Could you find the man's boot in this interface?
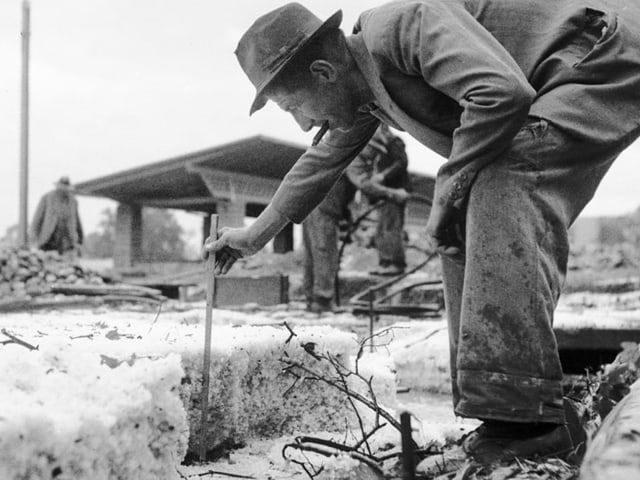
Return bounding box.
[417,421,573,476]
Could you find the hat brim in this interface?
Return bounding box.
[249,9,343,115]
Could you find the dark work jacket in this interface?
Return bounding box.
[31,190,83,249]
[269,0,640,223]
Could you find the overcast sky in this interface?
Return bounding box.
[1,0,640,238]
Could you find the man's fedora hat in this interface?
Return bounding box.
[235,3,342,115]
[55,176,71,187]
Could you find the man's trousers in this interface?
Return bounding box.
[443,117,639,423]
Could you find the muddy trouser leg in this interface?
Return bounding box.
[302,208,340,301]
[303,176,355,302]
[375,200,407,268]
[442,118,635,423]
[301,220,315,302]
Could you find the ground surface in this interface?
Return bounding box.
[3,294,634,480]
[5,243,640,479]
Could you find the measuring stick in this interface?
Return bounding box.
[199,214,218,462]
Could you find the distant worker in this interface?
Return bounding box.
[31,176,84,259]
[302,126,409,313]
[349,125,411,276]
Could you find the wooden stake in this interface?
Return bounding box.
[199,214,218,462]
[400,411,416,480]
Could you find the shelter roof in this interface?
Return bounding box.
[74,134,434,213]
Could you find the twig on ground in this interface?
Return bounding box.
[377,444,441,462]
[69,333,94,340]
[176,467,189,479]
[282,438,383,478]
[283,321,297,344]
[1,328,38,350]
[146,300,165,335]
[187,469,256,479]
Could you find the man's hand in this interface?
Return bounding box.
[387,187,410,205]
[425,201,465,256]
[370,172,385,186]
[201,227,260,275]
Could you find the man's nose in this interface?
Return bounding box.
[292,111,314,132]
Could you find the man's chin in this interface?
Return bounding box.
[334,119,356,132]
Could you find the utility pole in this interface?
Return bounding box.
[18,0,31,246]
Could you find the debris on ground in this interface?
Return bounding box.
[0,246,105,299]
[0,247,167,312]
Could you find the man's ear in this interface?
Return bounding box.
[309,60,337,83]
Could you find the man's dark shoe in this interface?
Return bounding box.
[417,422,574,476]
[465,421,574,463]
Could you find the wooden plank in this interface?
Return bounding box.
[50,283,163,298]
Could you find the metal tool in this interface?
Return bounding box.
[199,213,218,461]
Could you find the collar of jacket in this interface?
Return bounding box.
[346,34,453,159]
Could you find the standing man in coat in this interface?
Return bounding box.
[302,125,410,313]
[204,0,640,469]
[31,176,84,259]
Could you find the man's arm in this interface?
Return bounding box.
[203,115,379,274]
[346,154,408,204]
[359,1,535,253]
[75,203,84,245]
[376,137,408,185]
[270,114,379,223]
[203,202,290,275]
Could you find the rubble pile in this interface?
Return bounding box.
[0,247,104,299]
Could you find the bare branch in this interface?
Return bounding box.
[1,328,38,350]
[283,441,384,477]
[187,469,255,479]
[330,353,373,455]
[282,376,300,398]
[280,357,401,432]
[280,322,416,477]
[69,333,94,340]
[283,321,297,345]
[146,300,164,335]
[353,423,387,451]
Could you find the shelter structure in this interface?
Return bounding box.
[74,135,434,269]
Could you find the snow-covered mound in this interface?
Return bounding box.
[0,346,187,480]
[0,308,398,461]
[384,320,451,393]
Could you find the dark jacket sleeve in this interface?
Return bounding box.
[379,136,409,187]
[74,200,83,245]
[269,114,379,223]
[30,195,47,245]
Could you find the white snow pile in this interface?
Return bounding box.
[0,309,399,473]
[383,320,451,393]
[0,344,187,480]
[179,324,368,455]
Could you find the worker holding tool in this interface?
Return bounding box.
[350,124,411,277]
[302,125,410,313]
[203,0,640,472]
